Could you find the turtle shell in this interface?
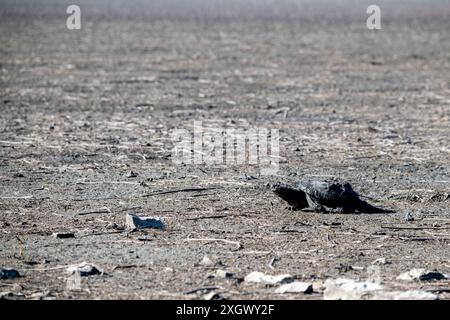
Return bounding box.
[297,180,361,209]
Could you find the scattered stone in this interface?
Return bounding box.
[29,291,54,300]
[397,269,447,281]
[312,281,325,292]
[66,262,103,277]
[323,278,383,300]
[109,223,125,230]
[372,258,390,265]
[368,290,438,300]
[244,271,293,285]
[404,212,414,222]
[52,232,75,239]
[240,174,257,181]
[203,291,226,300]
[336,263,353,273]
[199,255,214,267]
[125,213,165,230]
[212,269,234,279]
[275,281,313,294]
[430,192,449,203]
[0,291,25,300]
[184,286,219,295]
[137,235,150,242]
[127,171,138,178]
[0,268,20,280]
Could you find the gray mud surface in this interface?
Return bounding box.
[1,0,450,299]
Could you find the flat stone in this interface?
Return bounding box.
[0,268,20,280]
[397,269,447,281]
[368,290,438,300]
[66,262,103,277]
[372,258,390,265]
[199,255,214,267]
[214,269,234,279]
[244,271,293,285]
[125,213,165,230]
[0,291,25,300]
[275,281,313,294]
[323,278,383,300]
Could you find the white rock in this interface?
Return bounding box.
[199,255,214,267]
[125,213,164,230]
[323,278,383,300]
[244,271,293,285]
[215,269,233,279]
[372,258,390,265]
[369,290,438,300]
[397,268,447,281]
[275,281,313,294]
[66,262,102,276]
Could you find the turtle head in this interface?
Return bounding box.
[271,184,293,196]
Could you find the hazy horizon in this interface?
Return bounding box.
[1,0,449,21]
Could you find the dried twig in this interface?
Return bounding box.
[141,187,216,197]
[184,238,241,249]
[77,207,111,216]
[184,286,219,295]
[0,195,34,199]
[111,264,138,272]
[186,215,228,221]
[76,181,140,185]
[382,225,450,230]
[78,230,124,237]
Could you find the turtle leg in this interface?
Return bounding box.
[305,195,328,213]
[329,207,347,213]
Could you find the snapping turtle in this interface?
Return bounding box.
[272,179,393,213]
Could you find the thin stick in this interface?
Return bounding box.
[78,230,124,237]
[184,238,241,248]
[141,187,216,197]
[382,225,450,230]
[184,286,219,295]
[111,264,138,272]
[0,195,34,199]
[186,215,228,221]
[76,181,141,185]
[78,207,111,216]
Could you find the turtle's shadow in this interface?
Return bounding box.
[287,207,395,214]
